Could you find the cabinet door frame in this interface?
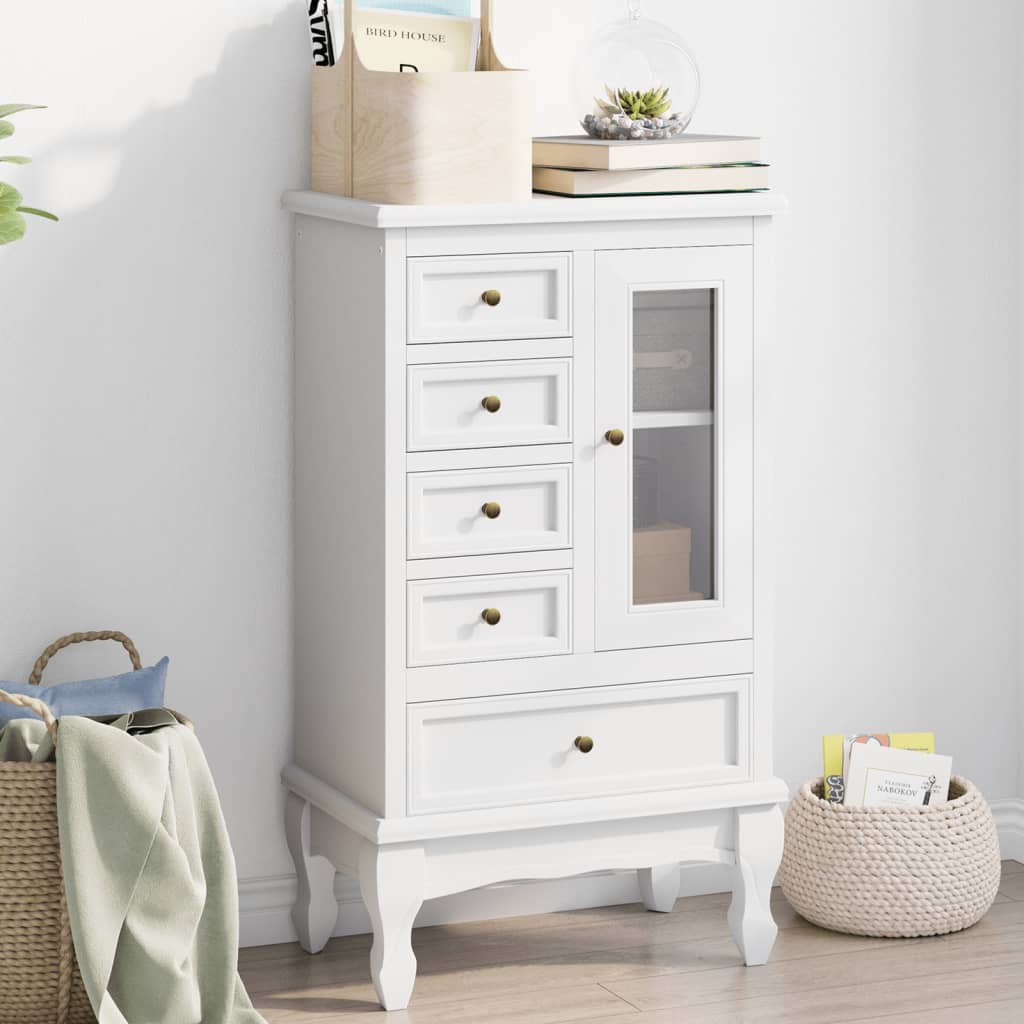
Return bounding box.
[594,245,753,651]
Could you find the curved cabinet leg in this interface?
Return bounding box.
[638,863,680,913]
[728,803,784,965]
[285,792,339,954]
[359,844,426,1011]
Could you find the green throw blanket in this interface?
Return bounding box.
[0,715,264,1024]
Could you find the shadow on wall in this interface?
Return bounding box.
[2,6,311,883]
[4,3,311,623]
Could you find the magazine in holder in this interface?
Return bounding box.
[311,0,531,204]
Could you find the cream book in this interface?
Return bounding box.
[352,9,479,72]
[822,732,936,804]
[846,745,952,808]
[533,164,769,198]
[532,134,762,172]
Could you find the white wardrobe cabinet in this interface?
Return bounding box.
[283,191,787,1011]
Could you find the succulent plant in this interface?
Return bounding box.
[595,84,673,121]
[0,104,58,246]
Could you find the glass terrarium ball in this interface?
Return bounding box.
[573,4,700,141]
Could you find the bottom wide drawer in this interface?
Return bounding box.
[407,676,750,814]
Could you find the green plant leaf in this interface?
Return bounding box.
[0,208,26,244]
[0,104,45,118]
[0,181,24,210]
[0,105,54,244]
[18,206,58,221]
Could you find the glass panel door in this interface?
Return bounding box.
[632,288,715,606]
[595,247,752,651]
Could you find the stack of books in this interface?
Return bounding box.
[531,134,768,199]
[822,732,952,807]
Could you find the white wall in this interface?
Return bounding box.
[2,0,1022,938]
[502,0,1024,800]
[1019,7,1024,804]
[1,0,308,886]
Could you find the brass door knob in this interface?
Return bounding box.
[605,428,625,446]
[574,735,594,754]
[481,502,502,519]
[481,608,502,626]
[481,289,502,307]
[481,395,502,413]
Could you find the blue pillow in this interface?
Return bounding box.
[0,657,169,724]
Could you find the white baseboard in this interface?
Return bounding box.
[992,797,1024,862]
[239,802,1024,948]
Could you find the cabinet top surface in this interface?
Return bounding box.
[282,189,786,230]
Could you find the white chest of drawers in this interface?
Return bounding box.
[282,190,788,1010]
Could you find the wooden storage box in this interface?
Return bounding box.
[633,521,702,605]
[311,0,531,204]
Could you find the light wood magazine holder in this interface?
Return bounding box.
[312,0,531,204]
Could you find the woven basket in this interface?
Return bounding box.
[779,776,1001,938]
[0,631,146,1024]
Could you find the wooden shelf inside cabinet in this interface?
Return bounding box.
[633,411,714,430]
[311,0,531,205]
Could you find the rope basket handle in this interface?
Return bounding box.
[1,633,191,748]
[0,688,58,743]
[29,630,142,686]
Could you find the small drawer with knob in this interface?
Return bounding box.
[407,253,572,344]
[407,359,571,452]
[406,570,571,668]
[406,675,751,814]
[407,465,571,560]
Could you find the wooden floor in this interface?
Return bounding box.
[240,860,1024,1023]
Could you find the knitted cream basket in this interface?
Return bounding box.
[779,777,1001,938]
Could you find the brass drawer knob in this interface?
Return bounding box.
[574,735,594,754]
[481,289,502,307]
[605,428,625,446]
[481,395,502,414]
[481,502,502,519]
[481,608,502,626]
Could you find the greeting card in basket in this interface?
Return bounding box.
[845,744,952,808]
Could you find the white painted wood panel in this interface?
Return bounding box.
[282,188,786,229]
[407,253,571,343]
[287,762,784,845]
[406,443,573,474]
[406,549,572,582]
[382,228,410,813]
[405,337,572,366]
[571,249,597,658]
[407,570,572,667]
[751,216,777,780]
[407,359,571,451]
[406,640,753,703]
[406,219,754,258]
[408,676,750,814]
[292,217,393,815]
[407,464,571,560]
